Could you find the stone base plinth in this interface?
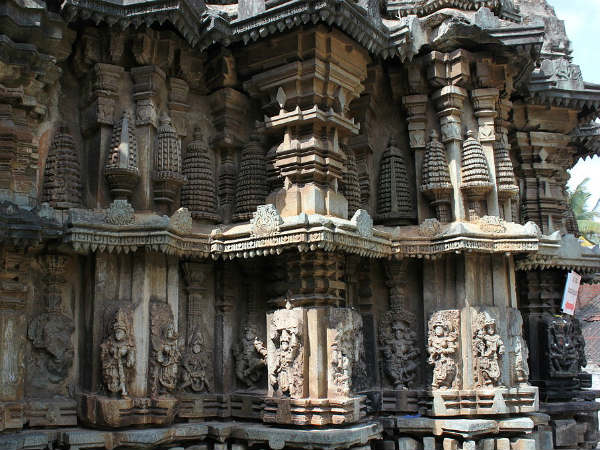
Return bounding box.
[79,394,176,428]
[0,402,23,431]
[431,387,538,416]
[231,393,264,419]
[25,399,77,427]
[177,393,230,420]
[263,396,366,426]
[380,389,431,414]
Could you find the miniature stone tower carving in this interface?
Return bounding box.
[105,112,140,201]
[421,130,453,222]
[461,130,493,219]
[376,137,414,224]
[181,128,219,222]
[233,133,268,222]
[342,146,361,218]
[153,114,186,214]
[42,126,82,208]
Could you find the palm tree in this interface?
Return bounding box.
[568,178,600,244]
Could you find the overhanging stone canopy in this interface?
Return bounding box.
[0,0,599,448]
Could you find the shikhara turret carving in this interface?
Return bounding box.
[2,0,600,446]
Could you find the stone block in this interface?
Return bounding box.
[398,437,422,450]
[375,441,395,450]
[423,437,436,450]
[509,439,535,450]
[551,420,577,447]
[463,441,476,450]
[498,418,534,433]
[231,444,246,450]
[481,439,495,450]
[443,438,458,450]
[214,444,227,450]
[496,438,510,450]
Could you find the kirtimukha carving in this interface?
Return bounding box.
[150,304,181,396]
[342,146,361,218]
[41,126,82,209]
[428,310,460,390]
[233,323,267,389]
[153,114,186,214]
[105,112,139,200]
[181,128,219,222]
[100,308,136,397]
[379,310,419,389]
[250,204,283,237]
[233,133,268,222]
[269,316,303,398]
[105,199,135,225]
[376,137,414,224]
[180,328,211,393]
[472,312,505,388]
[461,130,493,219]
[421,130,453,223]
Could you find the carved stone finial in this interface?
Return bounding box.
[376,137,414,224]
[105,112,140,200]
[461,130,492,218]
[342,146,361,218]
[181,128,220,222]
[233,134,268,222]
[100,308,135,397]
[42,126,83,209]
[153,113,186,213]
[494,136,519,201]
[421,130,453,223]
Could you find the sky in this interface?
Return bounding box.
[549,0,600,208]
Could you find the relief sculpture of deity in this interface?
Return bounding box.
[473,312,505,388]
[428,310,459,390]
[180,328,211,393]
[379,311,419,389]
[100,308,136,397]
[270,326,302,397]
[233,323,267,389]
[150,322,181,396]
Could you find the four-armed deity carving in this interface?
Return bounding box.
[100,309,136,397]
[428,310,460,390]
[150,319,182,396]
[233,323,268,389]
[269,323,303,397]
[379,311,419,389]
[472,312,505,388]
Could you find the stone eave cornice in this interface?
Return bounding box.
[527,87,600,119]
[61,0,206,46]
[485,24,544,53]
[570,122,600,159]
[0,202,63,248]
[515,234,600,273]
[391,0,520,22]
[64,208,543,259]
[199,0,399,59]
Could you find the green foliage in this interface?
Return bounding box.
[568,178,600,244]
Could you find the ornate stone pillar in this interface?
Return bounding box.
[131,65,165,210]
[403,94,429,222]
[471,88,500,216]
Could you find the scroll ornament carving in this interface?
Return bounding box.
[100,309,136,397]
[233,324,267,388]
[428,310,460,390]
[269,319,303,397]
[150,321,181,396]
[250,204,283,237]
[472,312,505,388]
[179,328,211,393]
[379,311,419,389]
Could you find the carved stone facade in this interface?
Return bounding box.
[1,0,600,449]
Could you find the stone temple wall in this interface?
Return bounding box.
[0,0,600,450]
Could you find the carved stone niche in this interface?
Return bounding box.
[79,306,177,428]
[427,307,538,417]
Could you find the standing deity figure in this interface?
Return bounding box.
[180,329,211,393]
[150,323,181,396]
[100,309,136,397]
[233,324,267,389]
[270,327,301,397]
[380,313,419,389]
[473,313,505,388]
[428,311,459,390]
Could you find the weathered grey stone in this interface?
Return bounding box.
[398,438,422,450]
